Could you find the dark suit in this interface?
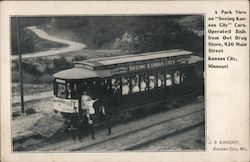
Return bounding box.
[70,112,82,140]
[87,114,96,140]
[99,106,112,135]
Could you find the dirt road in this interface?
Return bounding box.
[11,26,86,60]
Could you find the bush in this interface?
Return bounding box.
[25,107,36,115]
[12,111,21,117]
[39,74,54,84]
[72,55,87,61]
[12,71,20,82]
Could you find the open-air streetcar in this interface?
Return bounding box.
[52,49,204,122]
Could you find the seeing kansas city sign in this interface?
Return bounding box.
[128,60,176,72]
[111,59,179,75]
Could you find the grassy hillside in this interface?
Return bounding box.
[43,16,204,54]
[11,15,204,56]
[11,18,67,55]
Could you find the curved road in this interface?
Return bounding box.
[12,26,86,60]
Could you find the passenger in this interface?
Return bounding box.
[69,107,82,141]
[114,84,121,95]
[166,74,172,86]
[86,98,98,115]
[58,87,66,98]
[81,91,91,110]
[112,79,121,94]
[106,80,113,95]
[132,84,139,93]
[140,80,147,91]
[149,76,155,89]
[67,87,72,99]
[174,71,180,84]
[122,83,129,95]
[181,73,186,83]
[158,79,162,87]
[99,105,112,136]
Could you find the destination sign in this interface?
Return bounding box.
[53,96,79,113]
[128,60,176,72]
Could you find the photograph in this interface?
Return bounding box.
[11,15,205,152]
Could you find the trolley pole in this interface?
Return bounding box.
[16,17,25,113]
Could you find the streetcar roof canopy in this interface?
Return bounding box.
[74,49,192,69]
[53,49,203,80]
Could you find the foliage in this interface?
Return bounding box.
[12,56,74,84]
[12,111,21,117]
[50,16,204,55]
[51,57,74,73]
[25,106,36,114]
[119,16,204,54]
[72,55,87,62]
[11,18,67,55]
[12,16,204,56]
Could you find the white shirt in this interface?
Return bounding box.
[140,81,146,91]
[86,99,97,114]
[132,85,139,92]
[166,79,172,86]
[149,80,155,89]
[158,79,162,87]
[122,85,129,95]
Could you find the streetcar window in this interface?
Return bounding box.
[181,68,193,84]
[57,84,66,98]
[112,78,121,95]
[122,77,130,95]
[139,74,148,91]
[83,81,89,91]
[106,79,113,95]
[78,81,88,93]
[149,74,156,90]
[166,72,172,86]
[180,73,186,83]
[89,80,98,97]
[131,75,140,93]
[74,83,77,92]
[66,83,72,99]
[100,80,108,95]
[174,71,181,84]
[77,81,87,95]
[157,72,165,87]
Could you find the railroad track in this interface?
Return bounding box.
[73,109,204,151]
[13,97,204,151]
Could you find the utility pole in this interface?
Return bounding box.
[16,17,24,113]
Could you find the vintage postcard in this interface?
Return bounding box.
[0,1,249,162]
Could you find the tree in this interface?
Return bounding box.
[120,16,203,55]
[52,57,73,73]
